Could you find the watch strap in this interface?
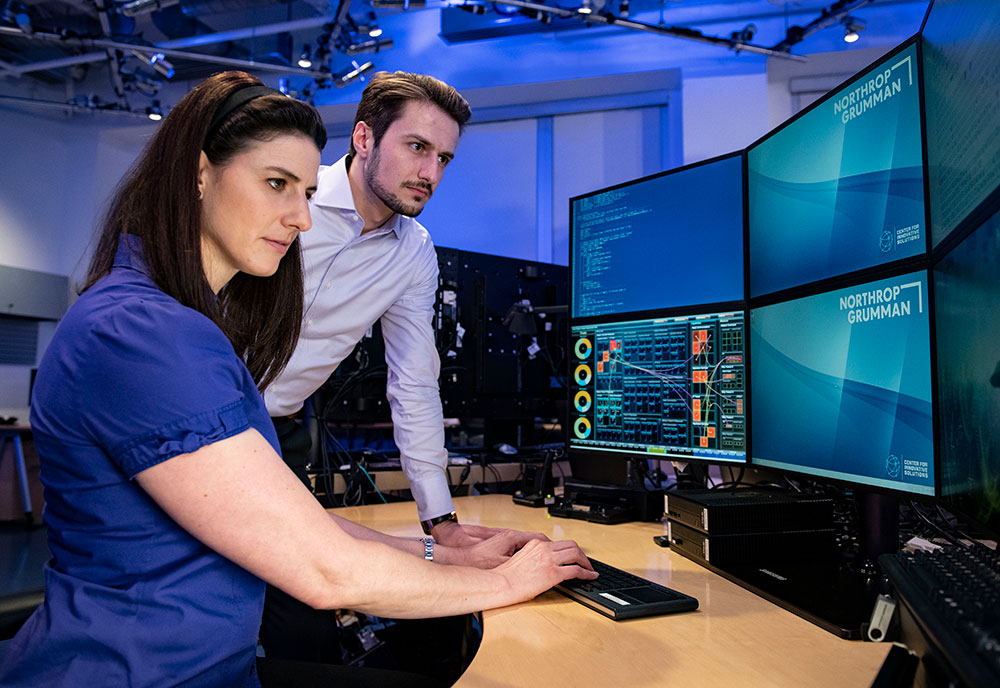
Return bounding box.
[421,510,458,535]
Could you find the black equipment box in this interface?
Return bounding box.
[664,489,834,535]
[667,519,836,567]
[548,479,662,524]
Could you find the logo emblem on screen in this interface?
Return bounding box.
[573,417,592,439]
[574,390,592,413]
[880,229,894,253]
[574,337,593,359]
[886,454,900,479]
[574,364,592,386]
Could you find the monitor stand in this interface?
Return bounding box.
[684,491,898,639]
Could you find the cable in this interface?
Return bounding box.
[908,501,969,548]
[934,504,994,551]
[355,462,388,504]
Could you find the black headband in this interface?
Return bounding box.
[204,85,284,145]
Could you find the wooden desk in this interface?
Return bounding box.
[336,494,890,688]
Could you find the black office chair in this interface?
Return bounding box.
[0,589,43,641]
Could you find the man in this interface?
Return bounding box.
[261,72,546,663]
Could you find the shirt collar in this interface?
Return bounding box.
[114,234,151,276]
[311,154,406,240]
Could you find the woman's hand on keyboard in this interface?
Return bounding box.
[495,539,598,600]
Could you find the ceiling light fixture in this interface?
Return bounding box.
[130,50,175,79]
[577,0,606,16]
[346,37,395,55]
[335,60,374,87]
[146,99,163,121]
[366,12,383,38]
[842,16,865,44]
[121,0,180,18]
[454,2,488,14]
[14,11,32,35]
[148,52,175,79]
[297,44,313,68]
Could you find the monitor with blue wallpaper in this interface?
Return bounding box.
[748,40,926,298]
[750,271,934,496]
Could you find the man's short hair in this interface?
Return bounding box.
[348,71,471,158]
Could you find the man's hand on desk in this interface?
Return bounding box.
[439,529,547,569]
[431,521,548,550]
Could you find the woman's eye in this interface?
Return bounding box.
[268,178,286,190]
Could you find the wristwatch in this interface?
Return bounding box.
[421,510,458,535]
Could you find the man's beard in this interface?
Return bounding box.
[364,144,433,218]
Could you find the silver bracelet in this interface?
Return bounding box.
[421,537,434,561]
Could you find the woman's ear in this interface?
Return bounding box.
[197,151,210,200]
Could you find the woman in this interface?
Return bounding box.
[0,72,594,687]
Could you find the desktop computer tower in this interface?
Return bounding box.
[664,489,835,567]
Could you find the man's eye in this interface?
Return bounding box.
[410,142,423,151]
[438,155,450,165]
[268,178,286,190]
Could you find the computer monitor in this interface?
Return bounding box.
[570,153,744,319]
[569,308,747,477]
[934,205,1000,538]
[747,39,926,298]
[749,271,934,496]
[921,0,1000,247]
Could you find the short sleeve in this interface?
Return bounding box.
[62,294,257,477]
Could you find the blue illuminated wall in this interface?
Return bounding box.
[748,42,925,297]
[750,271,934,495]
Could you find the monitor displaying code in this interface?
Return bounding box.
[748,41,926,297]
[569,310,746,464]
[571,154,744,319]
[750,271,934,495]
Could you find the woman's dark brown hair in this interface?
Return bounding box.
[84,71,327,392]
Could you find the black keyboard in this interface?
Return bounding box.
[880,546,1000,687]
[555,558,699,621]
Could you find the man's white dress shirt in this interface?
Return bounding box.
[265,156,452,521]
